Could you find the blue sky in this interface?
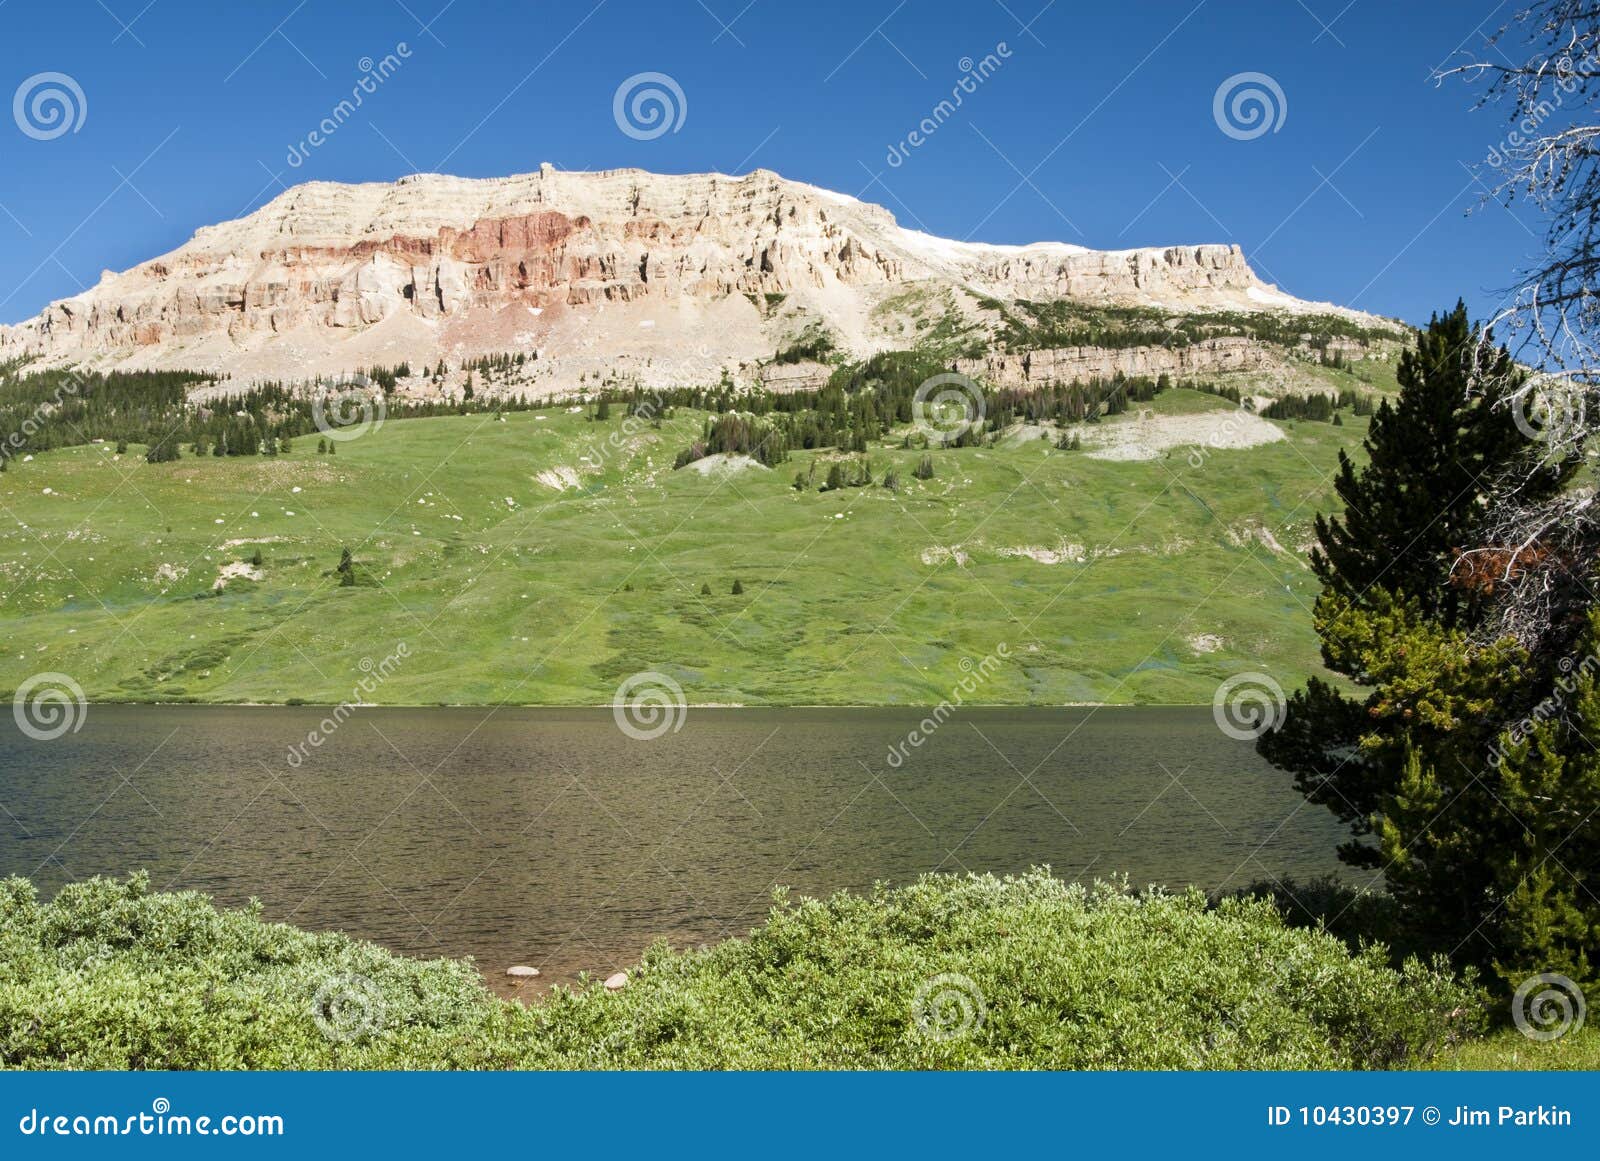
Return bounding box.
[0,0,1549,329]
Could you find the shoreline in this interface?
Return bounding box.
[54,700,1216,709]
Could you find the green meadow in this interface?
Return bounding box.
[0,389,1362,706]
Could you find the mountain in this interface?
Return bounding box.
[0,164,1392,389]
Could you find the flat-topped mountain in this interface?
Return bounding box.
[0,164,1388,387]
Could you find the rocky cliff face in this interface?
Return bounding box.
[0,164,1378,387]
[955,337,1272,387]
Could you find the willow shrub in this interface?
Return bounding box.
[0,869,1480,1070]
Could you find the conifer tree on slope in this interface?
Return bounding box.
[1260,303,1579,977]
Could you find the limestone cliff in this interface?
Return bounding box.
[0,164,1385,388]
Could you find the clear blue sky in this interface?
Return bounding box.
[0,0,1549,329]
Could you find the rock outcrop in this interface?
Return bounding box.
[0,164,1385,387]
[955,337,1271,387]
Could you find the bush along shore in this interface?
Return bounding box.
[0,868,1500,1070]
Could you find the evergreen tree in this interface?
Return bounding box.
[1485,633,1600,987]
[1311,302,1566,630]
[145,436,180,464]
[1262,303,1585,983]
[700,582,712,596]
[731,578,744,595]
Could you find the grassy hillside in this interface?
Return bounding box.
[0,389,1365,705]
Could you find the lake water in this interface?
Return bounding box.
[0,705,1347,989]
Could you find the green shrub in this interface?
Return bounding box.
[0,870,1480,1071]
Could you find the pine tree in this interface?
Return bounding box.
[145,436,180,463]
[700,582,712,596]
[1262,303,1585,980]
[250,548,264,567]
[1312,302,1566,630]
[731,578,744,595]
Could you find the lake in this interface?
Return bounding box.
[0,705,1348,989]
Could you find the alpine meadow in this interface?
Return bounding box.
[0,0,1598,1129]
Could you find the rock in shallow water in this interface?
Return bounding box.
[505,965,541,978]
[604,971,628,991]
